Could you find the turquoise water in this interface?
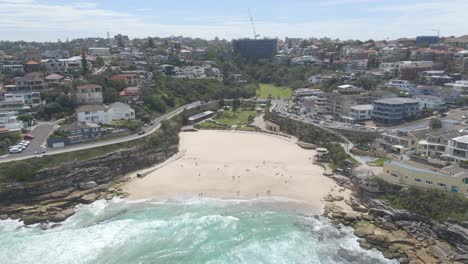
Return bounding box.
[0,198,397,264]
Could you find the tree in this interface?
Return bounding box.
[148,37,155,48]
[81,49,88,78]
[96,56,104,68]
[430,118,442,130]
[17,114,33,126]
[232,92,240,117]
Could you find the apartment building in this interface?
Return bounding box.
[325,85,371,117]
[1,64,24,74]
[444,135,468,162]
[48,122,102,148]
[372,98,420,124]
[10,72,46,92]
[379,159,467,195]
[109,74,141,86]
[376,129,424,154]
[418,130,464,159]
[348,104,373,122]
[75,84,104,105]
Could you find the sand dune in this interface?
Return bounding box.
[124,130,341,212]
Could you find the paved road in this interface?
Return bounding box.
[0,101,201,164]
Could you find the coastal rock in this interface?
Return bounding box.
[343,212,362,222]
[0,214,8,220]
[62,208,75,218]
[427,245,447,260]
[353,221,375,238]
[80,193,97,204]
[50,213,67,223]
[333,195,344,201]
[433,222,468,254]
[362,214,374,222]
[22,215,48,225]
[366,234,390,247]
[78,181,98,190]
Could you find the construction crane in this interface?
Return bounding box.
[248,9,260,39]
[431,29,440,37]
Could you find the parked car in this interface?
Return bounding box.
[138,130,146,135]
[23,134,34,140]
[9,147,22,154]
[34,149,46,154]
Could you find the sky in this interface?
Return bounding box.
[0,0,467,42]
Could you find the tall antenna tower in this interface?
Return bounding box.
[107,31,110,46]
[248,9,260,39]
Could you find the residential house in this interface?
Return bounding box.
[45,73,65,85]
[108,102,135,121]
[48,122,102,148]
[379,159,467,195]
[377,129,424,154]
[413,95,446,110]
[10,72,46,92]
[25,60,40,73]
[372,98,420,124]
[119,86,142,103]
[76,104,111,124]
[110,74,141,86]
[418,130,466,159]
[89,48,110,57]
[75,84,104,105]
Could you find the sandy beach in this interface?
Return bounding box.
[124,130,347,212]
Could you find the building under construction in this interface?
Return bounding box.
[232,39,278,60]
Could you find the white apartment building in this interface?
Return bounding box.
[348,104,373,121]
[388,79,416,92]
[76,105,111,125]
[0,111,24,130]
[1,65,24,74]
[445,80,468,95]
[444,135,468,162]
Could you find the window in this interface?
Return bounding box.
[415,178,422,182]
[426,180,433,185]
[437,183,446,187]
[390,172,399,178]
[463,178,468,184]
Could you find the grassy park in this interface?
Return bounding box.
[256,84,293,99]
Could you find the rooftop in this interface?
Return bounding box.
[350,104,373,111]
[76,104,107,112]
[374,97,419,105]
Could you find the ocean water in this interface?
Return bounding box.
[0,198,397,264]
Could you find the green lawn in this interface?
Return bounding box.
[256,84,293,99]
[214,110,256,126]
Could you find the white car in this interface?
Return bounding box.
[9,147,22,154]
[16,144,27,150]
[20,140,30,145]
